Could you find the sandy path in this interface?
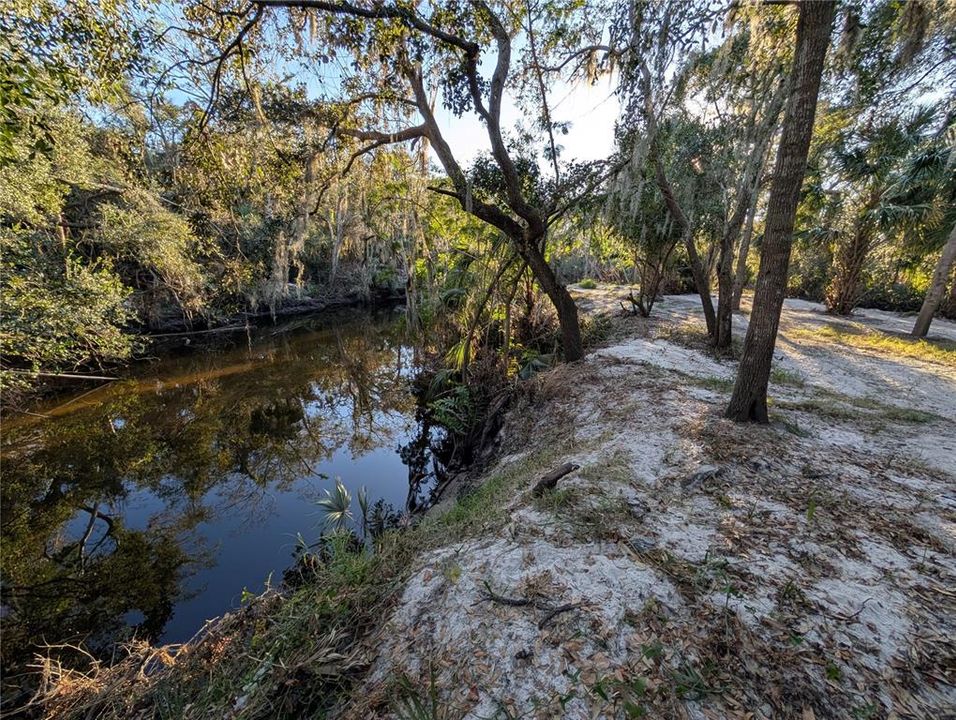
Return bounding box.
[347,286,955,720]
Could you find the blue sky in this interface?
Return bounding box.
[431,76,621,166]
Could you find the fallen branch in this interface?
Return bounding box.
[682,465,722,491]
[476,581,534,607]
[538,602,583,630]
[823,597,871,624]
[4,370,118,381]
[477,582,586,629]
[532,463,579,496]
[147,325,246,338]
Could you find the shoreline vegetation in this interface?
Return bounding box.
[17,289,956,720]
[1,285,408,413]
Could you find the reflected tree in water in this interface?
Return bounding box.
[0,311,424,686]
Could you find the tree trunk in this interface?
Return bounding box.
[686,233,717,337]
[714,190,752,352]
[732,181,759,311]
[730,82,786,313]
[651,156,716,335]
[913,222,956,337]
[825,222,871,315]
[717,82,786,346]
[289,151,320,293]
[330,191,347,284]
[947,269,956,317]
[726,0,835,423]
[714,236,735,351]
[522,236,584,362]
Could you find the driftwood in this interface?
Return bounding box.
[532,463,579,496]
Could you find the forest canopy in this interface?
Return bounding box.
[1,0,954,408]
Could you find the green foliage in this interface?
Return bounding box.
[0,85,435,400]
[427,383,476,437]
[392,672,448,720]
[0,233,134,393]
[97,190,209,316]
[0,0,146,160]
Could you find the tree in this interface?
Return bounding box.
[643,93,719,338]
[604,139,683,318]
[190,0,625,362]
[617,1,723,339]
[822,108,939,314]
[794,0,956,316]
[914,223,956,336]
[676,2,794,349]
[614,0,792,351]
[0,0,147,161]
[870,116,956,336]
[726,0,836,423]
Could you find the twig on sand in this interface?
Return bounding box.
[538,602,583,629]
[823,597,872,624]
[477,582,585,629]
[476,581,534,607]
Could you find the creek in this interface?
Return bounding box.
[0,307,437,677]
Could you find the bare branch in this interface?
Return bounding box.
[337,124,426,174]
[525,1,560,184]
[337,124,427,144]
[539,44,621,74]
[197,4,264,135]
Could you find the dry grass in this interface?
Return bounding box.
[789,323,956,367]
[23,642,178,720]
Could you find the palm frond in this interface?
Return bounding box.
[874,201,939,229]
[316,477,353,529]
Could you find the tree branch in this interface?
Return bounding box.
[469,0,541,230]
[198,5,264,135]
[337,124,427,144]
[525,0,560,184]
[253,0,479,54]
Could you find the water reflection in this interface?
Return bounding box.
[0,309,431,688]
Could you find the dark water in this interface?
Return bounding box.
[0,308,433,680]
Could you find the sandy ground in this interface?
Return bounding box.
[347,288,955,719]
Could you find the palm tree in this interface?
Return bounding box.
[914,224,956,336]
[316,478,353,530]
[875,135,956,337]
[823,107,939,315]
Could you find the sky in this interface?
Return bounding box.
[431,76,622,167]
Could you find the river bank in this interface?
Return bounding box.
[22,288,956,719]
